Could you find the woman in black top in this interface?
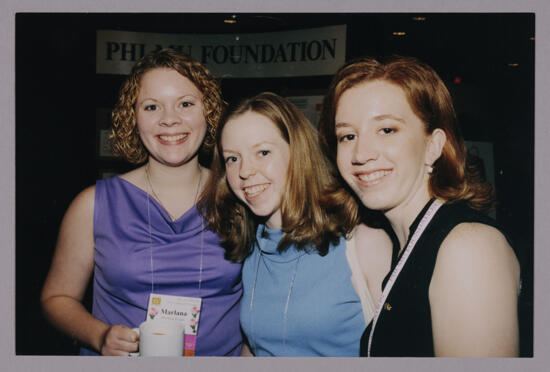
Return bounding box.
[319,56,520,357]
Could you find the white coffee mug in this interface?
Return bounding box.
[131,319,185,357]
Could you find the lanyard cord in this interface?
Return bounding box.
[144,163,204,296]
[367,199,443,357]
[146,190,155,293]
[197,215,204,295]
[248,231,303,356]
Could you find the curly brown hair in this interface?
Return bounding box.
[110,48,224,164]
[319,55,495,213]
[200,92,358,262]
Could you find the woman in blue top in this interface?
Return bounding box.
[201,92,390,356]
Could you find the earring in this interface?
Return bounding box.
[426,165,434,174]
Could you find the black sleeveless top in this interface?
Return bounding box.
[359,200,506,357]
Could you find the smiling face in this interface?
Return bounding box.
[335,80,443,219]
[135,68,207,167]
[221,111,290,229]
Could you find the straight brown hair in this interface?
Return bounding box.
[200,92,358,262]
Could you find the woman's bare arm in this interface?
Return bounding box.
[429,222,520,357]
[41,186,138,355]
[353,224,393,304]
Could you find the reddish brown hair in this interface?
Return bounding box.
[319,56,494,212]
[110,48,224,164]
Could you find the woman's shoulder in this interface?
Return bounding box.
[441,222,514,258]
[345,224,392,270]
[435,221,520,291]
[61,185,96,229]
[117,166,145,187]
[436,199,516,264]
[93,167,148,197]
[437,201,497,227]
[434,201,511,255]
[71,185,96,209]
[349,223,391,247]
[428,201,508,247]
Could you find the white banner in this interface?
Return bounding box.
[96,25,346,78]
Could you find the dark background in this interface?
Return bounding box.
[16,13,534,356]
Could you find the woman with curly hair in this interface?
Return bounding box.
[318,55,520,357]
[41,49,243,356]
[201,92,390,356]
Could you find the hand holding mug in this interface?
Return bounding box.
[130,319,186,357]
[100,324,139,356]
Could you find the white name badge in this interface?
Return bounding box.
[147,293,202,356]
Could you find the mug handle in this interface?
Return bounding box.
[129,328,140,357]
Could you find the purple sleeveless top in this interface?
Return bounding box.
[80,177,243,356]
